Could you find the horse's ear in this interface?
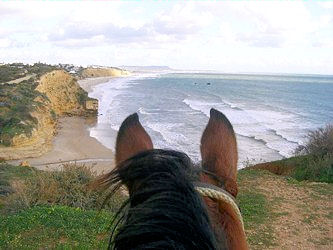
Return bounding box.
[200,108,238,197]
[116,113,153,164]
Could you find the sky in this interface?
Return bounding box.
[0,1,333,74]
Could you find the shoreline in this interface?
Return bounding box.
[8,76,116,174]
[9,116,115,174]
[77,76,114,92]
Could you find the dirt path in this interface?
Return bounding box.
[5,74,36,84]
[239,170,333,249]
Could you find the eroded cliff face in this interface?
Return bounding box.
[0,70,97,160]
[81,67,130,78]
[1,100,56,159]
[37,70,87,115]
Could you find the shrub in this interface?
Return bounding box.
[295,124,333,157]
[293,125,333,183]
[0,82,45,145]
[76,88,88,105]
[292,154,333,183]
[50,109,57,121]
[3,164,126,214]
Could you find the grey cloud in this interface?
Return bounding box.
[0,6,22,17]
[152,19,198,37]
[47,22,152,47]
[47,14,201,48]
[236,31,284,48]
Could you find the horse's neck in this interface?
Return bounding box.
[203,197,248,250]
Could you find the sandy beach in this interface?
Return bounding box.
[78,76,114,92]
[9,117,115,174]
[8,77,116,174]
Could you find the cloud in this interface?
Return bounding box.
[0,1,332,74]
[0,38,11,48]
[46,3,213,48]
[47,22,150,47]
[152,3,212,37]
[0,5,22,18]
[199,2,316,48]
[236,31,284,48]
[318,2,333,9]
[313,39,333,48]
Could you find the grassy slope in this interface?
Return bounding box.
[0,164,332,249]
[249,154,333,183]
[0,164,114,249]
[0,206,112,249]
[238,169,333,249]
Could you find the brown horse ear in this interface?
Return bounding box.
[116,113,153,164]
[200,108,238,196]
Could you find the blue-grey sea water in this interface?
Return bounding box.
[89,73,333,167]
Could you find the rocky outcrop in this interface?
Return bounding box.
[0,70,98,160]
[81,67,130,78]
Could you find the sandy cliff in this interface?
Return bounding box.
[36,70,89,115]
[81,67,130,78]
[0,70,97,160]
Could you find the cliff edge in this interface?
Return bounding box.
[80,67,130,78]
[0,70,97,160]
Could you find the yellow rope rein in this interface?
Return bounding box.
[195,186,245,231]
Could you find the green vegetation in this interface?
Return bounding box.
[238,191,267,227]
[1,163,126,214]
[249,125,333,183]
[1,162,278,249]
[292,124,333,183]
[0,206,111,249]
[295,124,333,157]
[0,163,125,248]
[0,63,59,146]
[252,154,332,183]
[292,154,332,183]
[0,63,27,83]
[1,162,332,249]
[76,86,89,105]
[0,63,96,146]
[238,167,333,248]
[237,170,276,247]
[0,63,58,83]
[0,78,47,146]
[0,163,35,188]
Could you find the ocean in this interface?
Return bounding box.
[89,72,333,167]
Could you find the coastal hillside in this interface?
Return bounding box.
[0,67,97,160]
[1,124,331,249]
[0,162,331,249]
[80,67,130,78]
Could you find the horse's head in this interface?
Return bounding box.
[99,108,247,250]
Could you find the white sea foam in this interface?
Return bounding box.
[182,98,220,117]
[89,74,157,124]
[146,122,186,146]
[88,73,331,168]
[183,97,301,157]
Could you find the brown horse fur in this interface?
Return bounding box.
[200,109,248,250]
[110,108,248,249]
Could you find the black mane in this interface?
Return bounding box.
[99,149,220,249]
